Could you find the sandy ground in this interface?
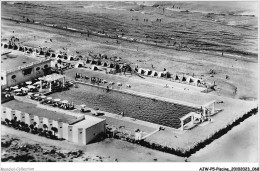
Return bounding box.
[1,19,258,100]
[1,125,184,162]
[189,114,258,162]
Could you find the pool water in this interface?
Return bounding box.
[51,84,199,129]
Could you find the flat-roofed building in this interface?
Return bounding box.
[1,52,51,88]
[72,115,106,144]
[2,99,106,145]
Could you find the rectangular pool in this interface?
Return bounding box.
[50,84,199,129]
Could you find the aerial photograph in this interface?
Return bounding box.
[1,0,258,169]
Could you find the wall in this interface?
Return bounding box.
[1,106,106,145]
[4,59,51,88]
[1,72,7,86]
[84,120,106,144]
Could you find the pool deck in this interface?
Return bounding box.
[75,80,201,108]
[62,68,257,149]
[64,68,218,106]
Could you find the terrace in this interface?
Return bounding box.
[1,53,39,72]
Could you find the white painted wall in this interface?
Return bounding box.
[4,60,51,88]
[84,120,106,144]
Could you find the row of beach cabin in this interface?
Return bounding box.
[2,43,204,86]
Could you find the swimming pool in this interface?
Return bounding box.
[50,84,198,129]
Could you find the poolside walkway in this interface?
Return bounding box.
[75,80,201,108]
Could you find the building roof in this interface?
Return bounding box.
[39,73,65,82]
[72,115,105,129]
[2,99,77,123]
[180,112,197,121]
[1,53,39,72]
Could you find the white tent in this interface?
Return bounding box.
[91,65,98,71]
[186,76,193,84]
[196,78,202,86]
[181,75,187,82]
[102,62,108,67]
[56,53,63,59]
[158,72,164,78]
[68,56,74,61]
[151,71,158,77]
[144,69,152,76]
[75,62,84,68]
[137,68,145,74]
[174,74,181,81]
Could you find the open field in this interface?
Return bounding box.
[1,1,258,162]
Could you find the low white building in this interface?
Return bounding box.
[1,52,52,88]
[1,106,106,145]
[70,115,106,144]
